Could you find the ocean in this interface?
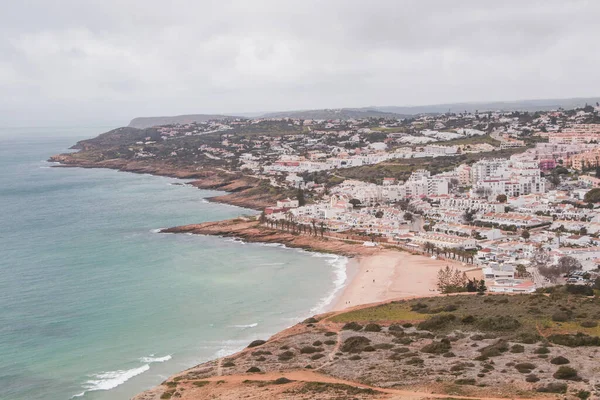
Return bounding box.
[0,127,347,400]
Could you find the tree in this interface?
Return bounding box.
[556,256,582,275]
[477,279,487,293]
[463,209,476,223]
[403,212,413,222]
[296,189,306,206]
[375,210,384,218]
[516,264,528,278]
[496,194,507,203]
[259,210,267,224]
[521,229,530,240]
[436,266,468,293]
[584,188,600,203]
[349,198,361,208]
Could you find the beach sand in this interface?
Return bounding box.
[332,249,481,311]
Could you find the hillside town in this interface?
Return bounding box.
[68,104,600,294]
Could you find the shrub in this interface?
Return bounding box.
[553,366,580,381]
[402,323,413,328]
[364,323,382,332]
[311,353,325,360]
[341,322,363,331]
[222,360,235,367]
[534,346,550,354]
[525,374,539,382]
[303,317,318,324]
[300,346,322,354]
[246,366,261,373]
[392,347,410,353]
[580,320,598,328]
[255,356,266,362]
[576,390,591,400]
[280,345,289,350]
[477,315,520,331]
[421,340,451,354]
[340,336,371,353]
[405,357,424,365]
[510,344,525,353]
[373,343,394,350]
[312,340,322,346]
[461,315,475,324]
[278,351,294,361]
[536,382,567,393]
[418,314,456,331]
[565,284,594,296]
[455,378,476,385]
[411,302,429,311]
[550,356,570,365]
[515,332,541,344]
[443,352,456,358]
[273,377,292,385]
[551,311,570,322]
[444,304,458,312]
[251,350,272,356]
[324,340,336,345]
[247,340,266,348]
[514,363,536,373]
[393,336,413,345]
[478,340,509,359]
[548,333,600,347]
[388,324,404,331]
[349,355,361,361]
[324,331,336,337]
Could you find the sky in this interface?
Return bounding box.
[1,0,599,127]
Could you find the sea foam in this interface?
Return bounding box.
[139,354,172,363]
[72,364,150,398]
[309,253,348,315]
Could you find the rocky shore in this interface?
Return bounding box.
[49,154,280,210]
[161,219,380,258]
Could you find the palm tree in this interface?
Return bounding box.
[319,222,325,237]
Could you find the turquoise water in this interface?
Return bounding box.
[0,128,347,400]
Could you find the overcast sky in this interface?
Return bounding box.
[1,0,599,126]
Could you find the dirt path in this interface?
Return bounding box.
[201,370,550,400]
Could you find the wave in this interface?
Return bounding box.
[149,228,164,234]
[139,354,172,363]
[231,323,258,329]
[309,254,348,315]
[72,364,150,398]
[201,199,210,204]
[258,262,285,266]
[226,238,246,244]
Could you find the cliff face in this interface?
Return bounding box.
[48,155,280,210]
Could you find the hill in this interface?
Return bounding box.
[259,108,405,120]
[374,97,600,115]
[134,287,600,400]
[128,114,239,129]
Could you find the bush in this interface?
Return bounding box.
[388,324,404,332]
[373,343,394,350]
[580,320,598,328]
[515,332,541,344]
[533,346,550,354]
[478,340,509,359]
[251,350,272,356]
[455,378,476,385]
[340,336,371,353]
[324,331,336,337]
[247,340,266,348]
[551,311,570,322]
[312,340,322,346]
[402,323,413,328]
[310,353,325,360]
[550,356,570,365]
[255,356,266,362]
[477,315,520,331]
[342,322,363,331]
[510,344,525,353]
[273,377,292,385]
[417,314,456,331]
[364,323,382,332]
[514,363,536,373]
[324,340,336,345]
[443,352,456,358]
[537,382,567,393]
[548,333,600,347]
[222,360,235,367]
[421,340,451,354]
[405,357,424,365]
[303,317,318,324]
[576,390,591,400]
[525,374,540,383]
[246,366,261,373]
[553,366,580,381]
[278,351,294,361]
[565,285,594,296]
[461,315,475,324]
[300,346,322,354]
[349,355,361,360]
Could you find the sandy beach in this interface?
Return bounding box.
[332,250,482,311]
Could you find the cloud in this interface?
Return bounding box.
[0,0,599,126]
